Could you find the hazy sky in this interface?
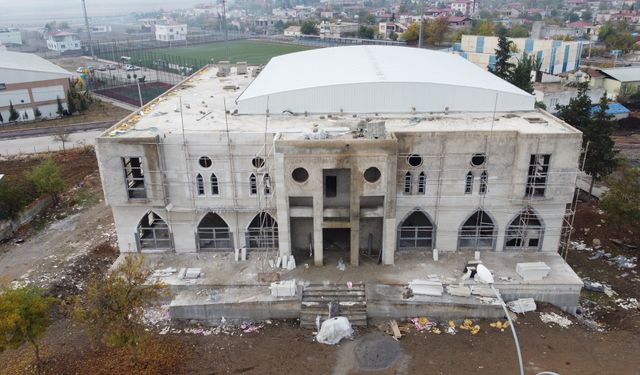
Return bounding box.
[0,0,203,25]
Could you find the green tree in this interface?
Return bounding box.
[56,97,64,117]
[472,20,495,36]
[426,17,450,45]
[584,94,618,194]
[582,10,593,21]
[389,31,398,41]
[507,24,529,38]
[300,20,318,35]
[509,53,534,93]
[8,101,19,122]
[27,158,65,204]
[489,34,514,80]
[357,25,375,39]
[72,256,169,362]
[401,21,421,42]
[600,167,640,227]
[556,82,592,131]
[0,285,54,369]
[0,177,37,219]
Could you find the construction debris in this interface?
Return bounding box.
[446,284,472,297]
[614,298,639,310]
[539,312,573,328]
[389,320,402,339]
[459,319,481,334]
[184,268,202,279]
[471,285,495,297]
[507,298,537,314]
[315,316,353,345]
[489,320,510,330]
[408,279,443,296]
[410,317,433,332]
[516,262,551,281]
[270,279,296,297]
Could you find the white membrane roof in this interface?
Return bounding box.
[236,45,535,114]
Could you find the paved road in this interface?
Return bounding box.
[0,130,102,156]
[0,121,114,139]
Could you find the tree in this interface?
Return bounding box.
[300,20,318,35]
[357,25,375,39]
[8,101,19,122]
[583,94,618,194]
[27,158,65,204]
[507,24,529,38]
[426,17,450,45]
[556,82,593,132]
[582,10,593,21]
[472,20,495,36]
[401,21,421,42]
[509,53,534,93]
[600,167,640,227]
[73,256,169,362]
[389,31,398,41]
[489,34,514,80]
[53,127,71,152]
[0,285,54,369]
[56,97,64,117]
[34,107,42,119]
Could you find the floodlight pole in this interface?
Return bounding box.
[490,284,524,375]
[81,0,95,59]
[222,0,229,61]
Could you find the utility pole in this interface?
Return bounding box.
[81,0,95,59]
[222,0,229,61]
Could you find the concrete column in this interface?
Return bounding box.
[350,168,360,266]
[382,217,396,265]
[382,153,398,265]
[313,191,323,266]
[274,154,291,257]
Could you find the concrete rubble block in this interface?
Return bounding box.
[446,284,472,297]
[281,255,288,269]
[236,61,247,75]
[408,279,443,296]
[184,268,202,279]
[516,262,551,281]
[270,279,297,297]
[287,256,296,270]
[241,247,247,261]
[470,285,495,297]
[507,298,537,313]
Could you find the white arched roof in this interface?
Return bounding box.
[236,45,535,115]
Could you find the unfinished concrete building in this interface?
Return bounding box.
[97,46,584,321]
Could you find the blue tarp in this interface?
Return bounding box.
[591,102,630,115]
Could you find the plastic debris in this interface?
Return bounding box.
[614,298,639,310]
[337,258,346,271]
[241,323,264,333]
[411,317,433,332]
[610,255,637,269]
[316,316,353,345]
[539,312,573,328]
[489,320,510,330]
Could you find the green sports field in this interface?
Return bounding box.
[134,40,315,66]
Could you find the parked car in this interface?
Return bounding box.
[124,64,139,71]
[97,65,107,71]
[106,64,116,70]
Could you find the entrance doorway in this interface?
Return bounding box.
[323,228,350,263]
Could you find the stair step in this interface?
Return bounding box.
[302,297,365,303]
[303,290,365,296]
[304,286,365,292]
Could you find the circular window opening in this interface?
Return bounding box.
[292,167,309,183]
[252,157,265,169]
[407,154,422,167]
[199,156,212,168]
[364,167,381,183]
[471,153,486,167]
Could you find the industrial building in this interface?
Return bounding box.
[97,46,584,321]
[455,35,583,75]
[0,51,72,122]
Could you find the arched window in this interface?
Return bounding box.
[136,211,171,250]
[246,212,278,250]
[398,210,435,249]
[197,213,232,250]
[418,172,426,194]
[196,174,204,196]
[479,171,488,195]
[458,210,496,250]
[404,172,412,194]
[464,171,473,194]
[210,173,219,195]
[263,173,272,195]
[249,173,257,195]
[505,208,544,251]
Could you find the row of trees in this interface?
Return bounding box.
[0,256,168,369]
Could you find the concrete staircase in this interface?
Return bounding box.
[300,283,367,328]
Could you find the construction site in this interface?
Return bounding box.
[95,45,585,326]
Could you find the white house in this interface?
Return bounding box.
[45,31,81,53]
[284,26,302,37]
[155,23,188,42]
[451,0,478,16]
[0,27,22,45]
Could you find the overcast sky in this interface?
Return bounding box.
[0,0,202,25]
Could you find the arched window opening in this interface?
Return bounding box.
[211,173,219,195]
[246,212,279,250]
[136,211,171,250]
[249,173,257,195]
[458,210,495,250]
[505,209,544,251]
[263,173,272,195]
[418,172,426,194]
[197,213,232,250]
[479,171,488,195]
[196,174,205,196]
[404,172,412,194]
[398,210,434,249]
[464,171,473,194]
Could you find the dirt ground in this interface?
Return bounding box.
[0,152,639,374]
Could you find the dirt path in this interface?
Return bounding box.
[0,197,113,287]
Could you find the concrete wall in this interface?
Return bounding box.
[98,120,581,265]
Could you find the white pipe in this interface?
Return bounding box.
[490,283,524,375]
